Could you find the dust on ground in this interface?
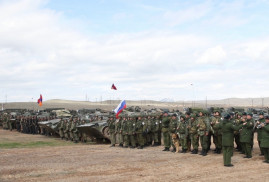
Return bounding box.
[0,129,269,182]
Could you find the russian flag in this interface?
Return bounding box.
[114,100,126,118]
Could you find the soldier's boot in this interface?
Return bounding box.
[119,143,123,147]
[203,150,208,156]
[193,149,198,154]
[199,150,204,155]
[217,148,222,154]
[181,149,187,153]
[61,137,64,140]
[163,147,169,151]
[110,144,115,147]
[137,146,143,149]
[74,140,78,143]
[171,147,176,153]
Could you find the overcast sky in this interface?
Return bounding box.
[1,0,269,102]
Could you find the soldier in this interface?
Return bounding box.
[128,115,136,148]
[239,113,254,158]
[136,114,144,149]
[58,119,65,139]
[64,119,70,141]
[142,114,149,147]
[108,115,116,147]
[197,111,210,156]
[211,111,222,154]
[162,112,170,151]
[81,120,88,143]
[69,118,75,141]
[121,115,129,148]
[234,112,242,152]
[72,119,79,143]
[188,114,199,154]
[6,114,12,131]
[146,115,153,146]
[69,118,76,141]
[115,115,123,147]
[152,114,161,146]
[255,112,265,155]
[157,113,162,146]
[215,112,240,167]
[16,116,21,132]
[169,114,178,152]
[260,115,269,163]
[185,112,192,152]
[177,115,188,153]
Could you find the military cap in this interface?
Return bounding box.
[265,115,269,120]
[190,113,196,118]
[259,111,264,115]
[172,113,177,117]
[237,112,242,116]
[229,112,235,116]
[185,112,191,116]
[214,110,221,114]
[180,115,186,120]
[163,111,168,114]
[223,112,231,119]
[247,112,253,117]
[242,112,247,116]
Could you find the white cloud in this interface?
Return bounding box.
[196,45,227,64]
[0,0,269,102]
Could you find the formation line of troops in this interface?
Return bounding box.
[107,110,269,167]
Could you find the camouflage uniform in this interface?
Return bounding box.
[108,117,116,146]
[152,114,161,146]
[197,112,210,156]
[169,114,178,152]
[136,115,144,149]
[234,113,242,151]
[121,116,129,147]
[177,116,188,153]
[58,119,65,139]
[115,117,123,147]
[162,113,170,151]
[64,120,70,140]
[211,113,222,154]
[189,114,199,154]
[129,116,136,148]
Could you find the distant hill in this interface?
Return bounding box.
[1,97,269,111]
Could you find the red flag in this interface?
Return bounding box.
[111,84,117,90]
[37,94,43,106]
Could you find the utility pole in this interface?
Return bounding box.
[205,96,207,108]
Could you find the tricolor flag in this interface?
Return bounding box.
[111,83,117,90]
[114,100,126,118]
[37,94,43,106]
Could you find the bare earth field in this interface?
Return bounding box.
[0,129,269,182]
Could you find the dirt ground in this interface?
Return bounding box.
[0,129,269,182]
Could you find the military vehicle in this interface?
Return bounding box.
[38,119,61,136]
[77,120,110,142]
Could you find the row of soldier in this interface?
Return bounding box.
[0,113,101,143]
[107,110,269,166]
